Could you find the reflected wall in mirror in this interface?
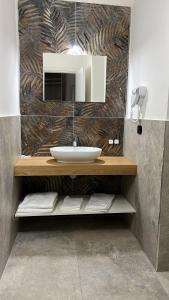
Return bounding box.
[45,73,75,102]
[43,53,107,103]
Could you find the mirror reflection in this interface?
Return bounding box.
[45,73,75,102]
[43,53,107,103]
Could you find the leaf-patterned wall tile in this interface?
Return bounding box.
[74,117,124,156]
[75,3,130,117]
[19,0,75,116]
[21,116,73,156]
[72,175,121,195]
[22,174,121,197]
[22,176,73,197]
[19,0,130,117]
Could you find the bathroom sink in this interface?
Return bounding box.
[50,146,102,163]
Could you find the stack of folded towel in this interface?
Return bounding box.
[60,196,83,212]
[85,193,115,213]
[17,192,58,215]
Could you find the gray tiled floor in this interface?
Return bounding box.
[0,219,169,300]
[158,273,169,297]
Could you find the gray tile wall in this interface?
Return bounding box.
[122,118,165,268]
[157,121,169,271]
[0,116,21,277]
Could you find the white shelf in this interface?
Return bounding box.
[15,195,136,218]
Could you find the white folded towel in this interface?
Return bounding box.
[60,196,83,212]
[85,193,115,212]
[17,208,54,214]
[17,192,58,212]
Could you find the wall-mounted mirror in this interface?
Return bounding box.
[43,53,107,103]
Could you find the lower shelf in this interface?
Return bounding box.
[15,195,136,218]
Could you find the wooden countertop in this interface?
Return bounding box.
[14,156,137,176]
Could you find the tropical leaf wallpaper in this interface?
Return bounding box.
[22,175,121,196]
[18,0,130,195]
[19,0,130,157]
[19,0,130,118]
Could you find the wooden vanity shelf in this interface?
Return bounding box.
[15,195,136,218]
[14,156,137,176]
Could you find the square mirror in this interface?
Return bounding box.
[43,53,107,103]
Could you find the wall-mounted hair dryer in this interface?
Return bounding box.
[131,86,147,109]
[131,86,147,135]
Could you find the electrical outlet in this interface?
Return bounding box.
[108,139,114,145]
[114,138,120,145]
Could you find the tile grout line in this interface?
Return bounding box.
[20,115,125,119]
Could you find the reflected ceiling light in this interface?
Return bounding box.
[67,44,83,55]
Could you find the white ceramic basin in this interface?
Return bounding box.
[50,146,102,163]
